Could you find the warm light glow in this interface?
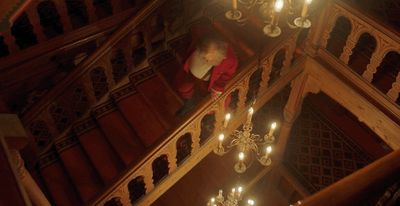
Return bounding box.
[274,0,284,12]
[239,152,245,160]
[238,186,243,193]
[232,188,236,193]
[248,107,254,115]
[271,122,277,129]
[247,199,255,205]
[225,113,231,121]
[266,146,272,154]
[306,0,312,4]
[211,197,215,203]
[218,134,225,141]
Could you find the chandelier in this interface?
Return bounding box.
[213,107,277,173]
[224,0,313,37]
[207,186,255,206]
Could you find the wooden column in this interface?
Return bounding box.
[167,146,178,172]
[9,149,51,206]
[236,77,250,114]
[54,0,73,32]
[304,0,334,56]
[0,136,31,206]
[301,149,400,206]
[281,36,297,75]
[143,165,154,194]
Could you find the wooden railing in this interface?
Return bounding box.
[90,26,304,205]
[318,0,400,112]
[0,0,143,59]
[20,0,170,154]
[300,149,400,206]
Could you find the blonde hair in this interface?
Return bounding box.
[196,34,227,57]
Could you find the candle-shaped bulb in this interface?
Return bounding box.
[247,199,255,205]
[239,152,245,161]
[274,0,284,12]
[267,146,272,154]
[218,190,223,197]
[232,0,238,10]
[249,107,254,115]
[238,186,243,193]
[224,113,231,128]
[268,122,277,136]
[301,0,312,17]
[218,134,225,141]
[246,107,254,124]
[211,197,215,203]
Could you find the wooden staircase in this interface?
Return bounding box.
[37,60,183,205]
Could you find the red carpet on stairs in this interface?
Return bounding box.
[74,117,125,184]
[93,100,145,166]
[112,84,167,147]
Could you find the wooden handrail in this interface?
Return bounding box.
[334,0,400,43]
[301,149,400,206]
[0,7,136,71]
[21,0,166,123]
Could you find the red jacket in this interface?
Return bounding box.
[182,46,238,93]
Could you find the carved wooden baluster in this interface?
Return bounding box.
[167,144,178,172]
[320,6,341,51]
[362,40,391,82]
[26,3,47,42]
[121,39,134,71]
[259,56,273,94]
[142,166,154,194]
[54,0,73,32]
[80,75,98,105]
[236,77,250,114]
[190,121,202,152]
[1,31,19,54]
[102,54,117,88]
[387,72,400,101]
[339,21,363,64]
[281,37,297,75]
[116,186,130,205]
[83,0,97,23]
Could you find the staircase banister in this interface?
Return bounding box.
[300,149,400,206]
[20,0,167,124]
[90,28,302,205]
[0,7,136,71]
[333,0,400,47]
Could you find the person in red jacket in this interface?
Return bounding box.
[174,32,238,116]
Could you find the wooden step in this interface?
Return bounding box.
[55,133,103,203]
[73,117,125,184]
[38,150,82,205]
[130,69,182,129]
[112,83,167,148]
[93,100,145,166]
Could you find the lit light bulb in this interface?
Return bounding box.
[268,122,277,136]
[247,199,255,205]
[224,113,231,128]
[274,0,284,12]
[267,146,272,154]
[211,197,215,203]
[248,107,254,115]
[238,186,243,193]
[239,152,245,160]
[306,0,312,4]
[218,134,225,141]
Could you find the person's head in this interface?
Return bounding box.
[196,34,228,66]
